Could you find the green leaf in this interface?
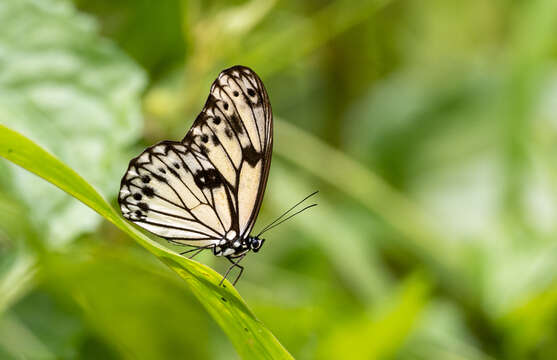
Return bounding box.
[0,0,146,245]
[0,125,293,360]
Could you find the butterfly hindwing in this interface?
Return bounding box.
[119,66,272,248]
[119,141,229,247]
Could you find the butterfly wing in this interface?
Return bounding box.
[118,66,272,247]
[191,65,273,239]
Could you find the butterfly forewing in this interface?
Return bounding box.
[119,66,272,248]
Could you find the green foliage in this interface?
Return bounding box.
[0,0,146,245]
[318,274,432,359]
[73,0,188,77]
[2,0,557,358]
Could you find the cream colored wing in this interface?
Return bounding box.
[118,141,232,247]
[118,66,272,247]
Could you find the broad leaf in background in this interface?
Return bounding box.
[0,0,145,246]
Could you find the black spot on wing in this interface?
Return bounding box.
[141,175,150,183]
[152,172,167,183]
[242,144,261,167]
[230,114,244,134]
[138,202,149,211]
[167,165,180,178]
[142,186,155,197]
[194,168,222,189]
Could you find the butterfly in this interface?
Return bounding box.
[118,65,317,285]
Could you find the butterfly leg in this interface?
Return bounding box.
[232,262,245,286]
[220,254,246,286]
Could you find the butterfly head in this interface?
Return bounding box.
[248,236,265,253]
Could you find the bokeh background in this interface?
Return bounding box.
[2,0,557,359]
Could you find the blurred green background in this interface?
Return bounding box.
[2,0,557,359]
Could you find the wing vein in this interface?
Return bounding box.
[230,75,264,151]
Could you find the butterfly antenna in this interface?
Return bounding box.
[256,191,319,237]
[257,204,317,236]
